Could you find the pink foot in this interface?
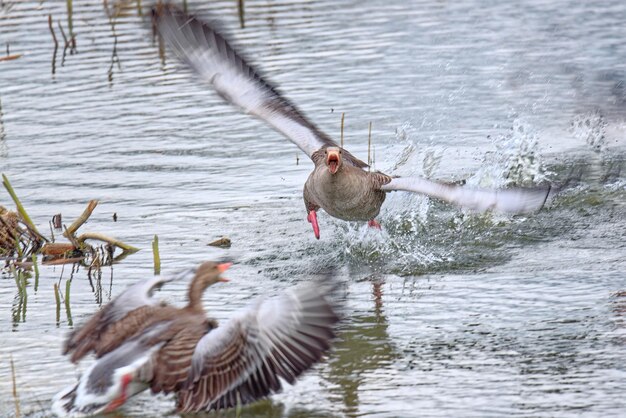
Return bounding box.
[368,219,382,230]
[307,210,320,240]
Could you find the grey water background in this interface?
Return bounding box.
[0,0,625,416]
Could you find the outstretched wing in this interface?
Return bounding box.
[63,268,192,363]
[379,176,550,214]
[175,280,339,412]
[152,4,367,168]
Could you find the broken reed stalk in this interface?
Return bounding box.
[340,112,345,148]
[136,0,142,16]
[76,232,139,253]
[182,0,188,13]
[367,121,372,170]
[54,283,61,325]
[2,174,43,238]
[64,200,98,239]
[152,234,160,275]
[237,0,245,28]
[20,273,27,321]
[10,355,20,418]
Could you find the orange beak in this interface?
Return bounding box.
[327,150,340,174]
[217,262,232,282]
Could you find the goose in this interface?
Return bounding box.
[153,4,550,240]
[53,261,339,416]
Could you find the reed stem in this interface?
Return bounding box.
[64,200,98,239]
[152,234,160,275]
[32,254,39,292]
[2,174,41,237]
[65,279,73,326]
[10,355,20,418]
[340,112,345,148]
[238,0,245,28]
[54,283,61,325]
[367,121,372,170]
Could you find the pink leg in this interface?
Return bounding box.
[307,210,320,240]
[368,219,382,230]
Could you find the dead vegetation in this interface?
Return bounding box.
[1,174,138,271]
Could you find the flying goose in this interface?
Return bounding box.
[153,4,550,239]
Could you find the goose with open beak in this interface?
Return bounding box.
[153,4,551,240]
[53,261,339,416]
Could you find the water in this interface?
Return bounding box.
[1,0,625,416]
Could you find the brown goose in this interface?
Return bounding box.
[153,5,551,240]
[63,261,229,363]
[53,262,339,416]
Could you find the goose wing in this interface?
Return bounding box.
[174,280,339,412]
[379,176,550,213]
[63,268,192,363]
[153,4,367,167]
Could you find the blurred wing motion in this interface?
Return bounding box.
[53,323,168,418]
[62,268,190,363]
[380,176,550,213]
[176,281,339,412]
[152,4,367,167]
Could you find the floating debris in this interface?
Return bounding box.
[208,236,231,248]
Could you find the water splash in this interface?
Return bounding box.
[322,119,553,275]
[570,110,607,153]
[466,119,548,189]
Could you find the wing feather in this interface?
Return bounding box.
[380,176,550,214]
[63,268,191,363]
[153,4,367,167]
[175,281,339,412]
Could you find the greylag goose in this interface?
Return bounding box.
[52,262,339,416]
[153,4,551,240]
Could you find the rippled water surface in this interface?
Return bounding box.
[1,0,625,417]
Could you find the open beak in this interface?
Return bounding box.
[217,262,232,282]
[326,151,340,174]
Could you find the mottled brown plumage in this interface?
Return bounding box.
[306,148,392,221]
[63,261,227,363]
[54,261,340,416]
